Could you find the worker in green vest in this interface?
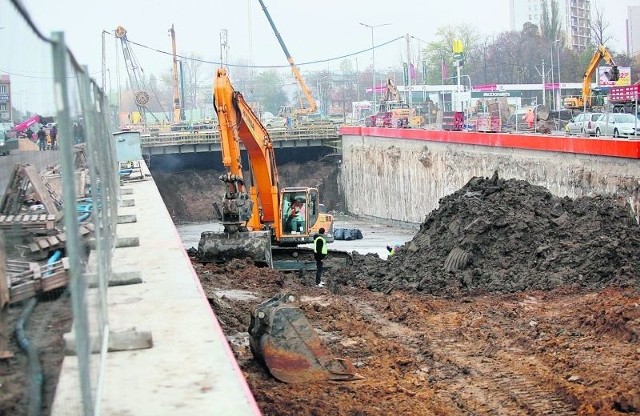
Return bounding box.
[313,228,328,287]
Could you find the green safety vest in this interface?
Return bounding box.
[313,235,328,255]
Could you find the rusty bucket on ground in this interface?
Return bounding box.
[248,292,362,383]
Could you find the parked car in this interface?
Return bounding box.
[300,113,334,125]
[263,116,287,128]
[594,113,639,138]
[0,129,19,156]
[565,112,602,136]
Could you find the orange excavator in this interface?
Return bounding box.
[197,68,338,266]
[198,68,358,383]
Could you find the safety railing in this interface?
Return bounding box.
[139,124,340,147]
[1,1,119,414]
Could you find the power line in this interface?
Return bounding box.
[118,34,405,69]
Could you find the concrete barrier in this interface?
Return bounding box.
[340,127,640,224]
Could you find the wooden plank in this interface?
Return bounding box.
[22,165,60,217]
[46,236,59,247]
[0,216,5,223]
[37,239,49,250]
[5,215,14,223]
[29,242,39,253]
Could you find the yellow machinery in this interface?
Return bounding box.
[563,45,619,110]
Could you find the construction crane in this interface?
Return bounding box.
[114,25,161,123]
[257,0,317,118]
[168,24,184,124]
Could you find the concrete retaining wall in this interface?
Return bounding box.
[340,129,640,224]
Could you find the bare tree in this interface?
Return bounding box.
[591,1,614,47]
[540,0,563,43]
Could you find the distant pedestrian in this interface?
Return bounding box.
[50,124,58,150]
[314,227,327,287]
[37,127,46,151]
[524,109,535,129]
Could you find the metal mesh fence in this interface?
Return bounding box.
[1,1,118,414]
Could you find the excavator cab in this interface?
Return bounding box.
[279,187,318,245]
[248,292,361,383]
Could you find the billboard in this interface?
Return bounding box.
[598,66,631,87]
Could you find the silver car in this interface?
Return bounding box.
[565,112,602,136]
[594,113,640,138]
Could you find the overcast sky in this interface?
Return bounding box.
[1,0,638,113]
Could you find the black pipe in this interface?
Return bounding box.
[15,297,43,416]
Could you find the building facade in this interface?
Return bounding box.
[510,0,591,52]
[0,74,11,123]
[628,6,640,57]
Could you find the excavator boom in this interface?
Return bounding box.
[199,69,356,384]
[564,44,619,110]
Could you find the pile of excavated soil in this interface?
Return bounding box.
[344,173,640,296]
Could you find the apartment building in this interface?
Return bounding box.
[510,0,591,51]
[0,74,11,123]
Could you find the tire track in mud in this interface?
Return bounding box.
[349,296,577,415]
[424,311,577,416]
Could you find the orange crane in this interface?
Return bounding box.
[168,24,183,124]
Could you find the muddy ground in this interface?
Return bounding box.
[1,161,639,415]
[193,170,640,415]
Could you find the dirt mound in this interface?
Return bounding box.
[347,173,640,295]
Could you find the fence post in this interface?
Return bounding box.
[51,31,94,415]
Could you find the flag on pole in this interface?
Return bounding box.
[409,63,416,80]
[441,59,448,84]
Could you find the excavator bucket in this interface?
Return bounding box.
[196,230,272,267]
[248,293,362,383]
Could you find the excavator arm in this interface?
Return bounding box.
[258,0,317,116]
[213,68,281,234]
[582,45,619,107]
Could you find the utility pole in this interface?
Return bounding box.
[406,34,412,107]
[534,60,546,107]
[220,29,229,70]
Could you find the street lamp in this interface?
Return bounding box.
[550,42,555,111]
[359,22,390,108]
[555,39,561,111]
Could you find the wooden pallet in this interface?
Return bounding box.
[0,214,56,230]
[8,258,70,304]
[28,223,95,255]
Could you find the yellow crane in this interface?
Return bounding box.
[257,0,317,118]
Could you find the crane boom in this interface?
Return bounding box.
[114,25,161,123]
[257,0,317,116]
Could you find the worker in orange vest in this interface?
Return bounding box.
[524,109,535,129]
